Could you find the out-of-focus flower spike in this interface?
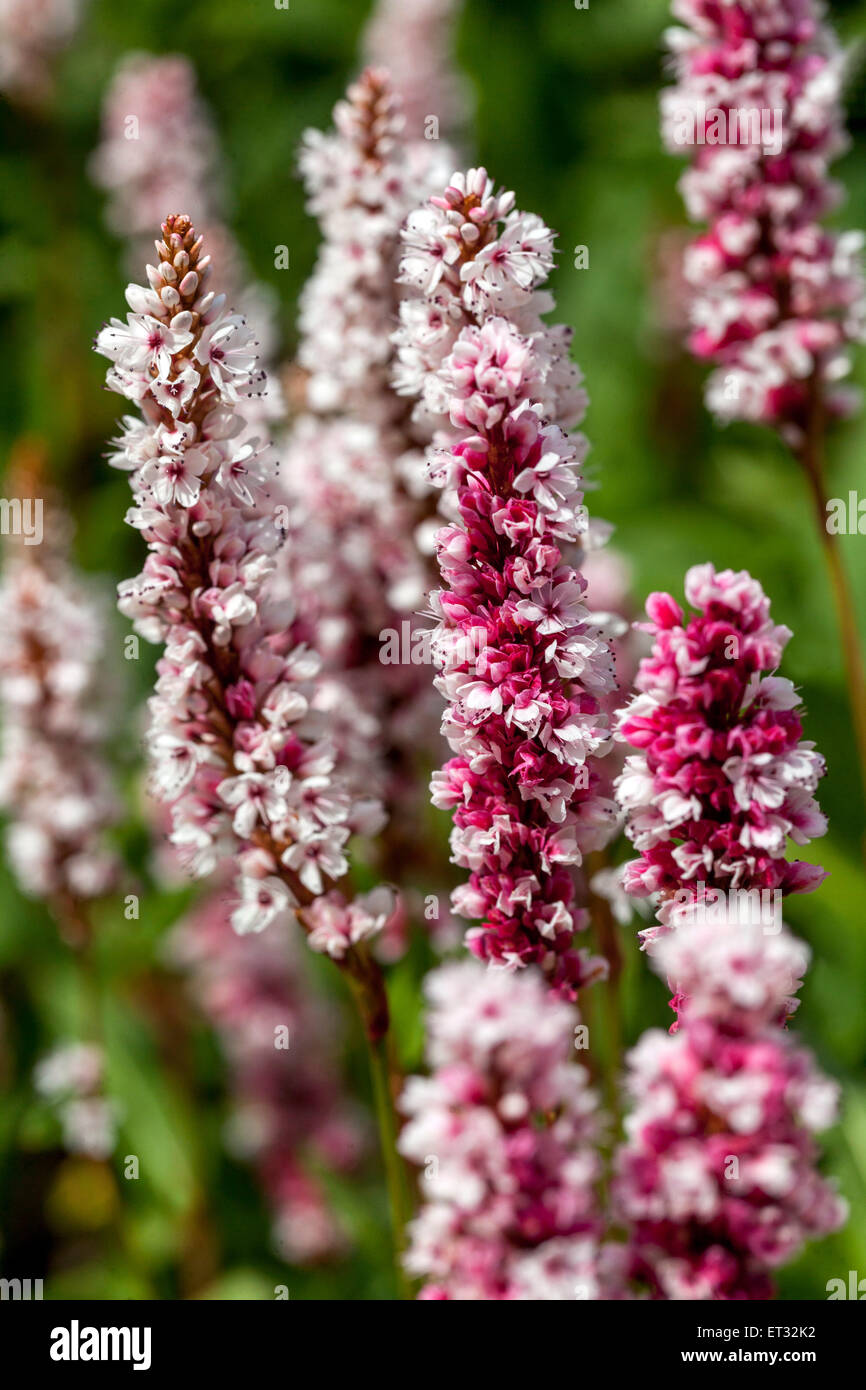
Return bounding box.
[0,440,121,932]
[279,67,455,858]
[170,897,364,1265]
[362,0,470,143]
[0,0,85,105]
[614,907,846,1299]
[399,959,622,1299]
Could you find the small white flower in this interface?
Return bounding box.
[231,874,295,935]
[195,314,258,402]
[95,313,193,374]
[208,583,258,645]
[216,440,267,504]
[282,828,349,897]
[217,772,289,838]
[150,363,200,417]
[150,730,200,796]
[139,444,208,507]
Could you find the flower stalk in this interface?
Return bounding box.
[96,212,407,1260]
[661,0,866,808]
[796,383,866,813]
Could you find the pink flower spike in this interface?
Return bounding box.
[95,215,388,982]
[394,168,616,996]
[661,0,866,439]
[615,563,827,987]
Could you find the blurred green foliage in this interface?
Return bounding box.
[0,0,864,1300]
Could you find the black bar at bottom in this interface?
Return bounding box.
[0,1296,861,1376]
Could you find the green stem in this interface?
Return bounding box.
[820,525,866,798]
[342,950,412,1299]
[366,1031,413,1300]
[586,853,625,1140]
[796,389,866,827]
[600,973,623,1140]
[50,891,103,1048]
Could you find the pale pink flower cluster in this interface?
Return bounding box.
[662,0,865,437]
[362,0,469,141]
[283,68,453,810]
[394,168,587,436]
[95,215,382,940]
[304,884,397,962]
[399,960,609,1300]
[0,0,83,102]
[0,530,119,902]
[296,67,452,426]
[172,896,363,1264]
[34,1042,116,1160]
[615,910,846,1299]
[394,168,616,994]
[280,412,434,810]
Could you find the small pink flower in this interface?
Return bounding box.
[281,828,350,898]
[217,772,290,838]
[306,886,395,960]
